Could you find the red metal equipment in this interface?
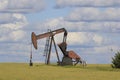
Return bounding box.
[31,28,84,66]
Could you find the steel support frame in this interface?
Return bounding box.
[46,35,60,64]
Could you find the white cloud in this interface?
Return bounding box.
[0,0,46,13]
[0,0,8,10]
[0,0,119,63]
[0,28,27,41]
[0,13,27,27]
[0,0,46,62]
[56,0,120,8]
[65,8,120,21]
[0,13,27,42]
[31,17,120,51]
[37,17,120,33]
[67,32,92,45]
[9,30,26,41]
[93,34,103,45]
[45,18,62,28]
[0,0,46,61]
[93,45,120,54]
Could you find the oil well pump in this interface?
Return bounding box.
[31,28,86,66]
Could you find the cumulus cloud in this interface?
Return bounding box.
[93,34,103,45]
[0,0,46,60]
[31,19,110,46]
[65,8,120,22]
[36,17,120,33]
[0,0,120,63]
[67,32,92,45]
[0,0,45,42]
[30,17,120,55]
[93,45,120,54]
[0,13,27,42]
[0,13,27,24]
[55,0,120,8]
[0,0,8,10]
[9,30,26,41]
[0,0,46,13]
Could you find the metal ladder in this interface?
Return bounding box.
[43,29,51,64]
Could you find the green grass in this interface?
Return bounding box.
[0,63,120,80]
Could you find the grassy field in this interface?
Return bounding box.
[0,63,120,80]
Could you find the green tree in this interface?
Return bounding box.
[112,51,120,68]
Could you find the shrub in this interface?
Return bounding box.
[112,51,120,68]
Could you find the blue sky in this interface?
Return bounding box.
[0,0,120,64]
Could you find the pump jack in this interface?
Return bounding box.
[31,28,86,66]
